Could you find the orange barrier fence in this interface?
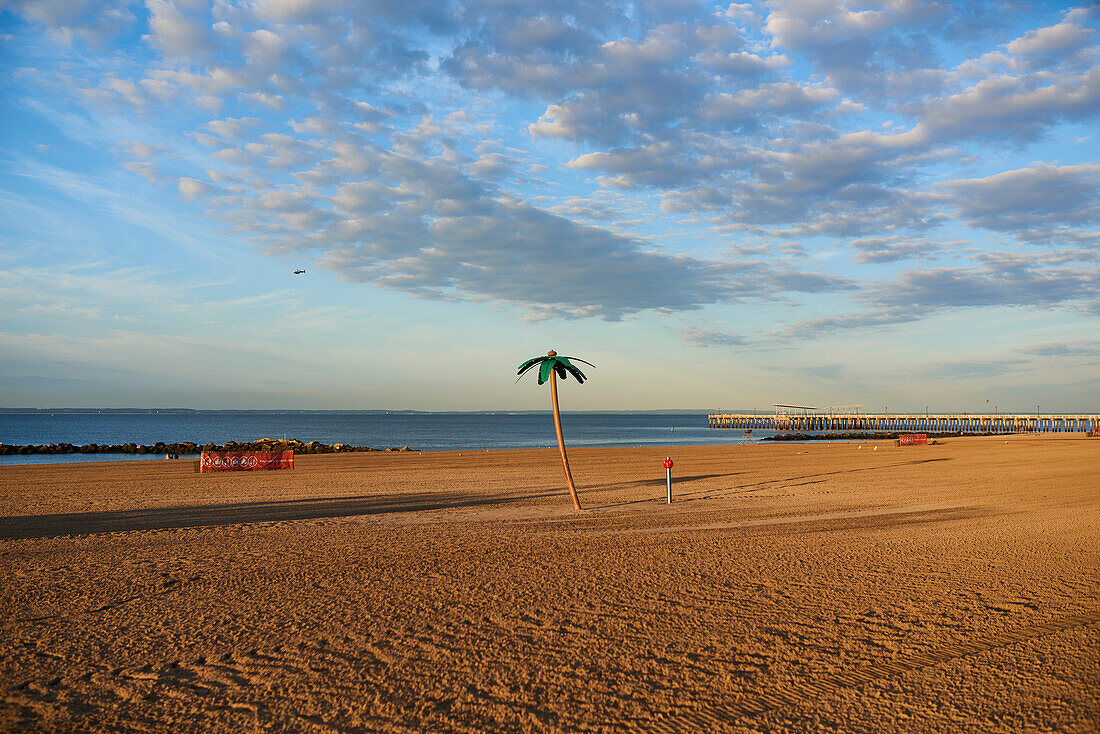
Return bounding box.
[199,451,294,472]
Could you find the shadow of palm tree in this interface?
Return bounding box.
[0,490,563,540]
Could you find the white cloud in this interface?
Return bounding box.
[204,117,262,139]
[871,264,1099,311]
[702,82,837,127]
[247,0,344,23]
[942,163,1100,233]
[240,90,285,109]
[143,0,214,60]
[679,326,746,347]
[904,67,1100,145]
[1018,339,1100,357]
[5,0,135,46]
[178,176,213,200]
[1007,15,1092,57]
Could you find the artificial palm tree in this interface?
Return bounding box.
[517,350,594,510]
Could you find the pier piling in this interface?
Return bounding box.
[707,412,1099,434]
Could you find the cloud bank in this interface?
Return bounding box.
[4,0,1098,331]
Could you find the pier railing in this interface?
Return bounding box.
[707,413,1099,434]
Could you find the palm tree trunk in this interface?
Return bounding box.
[549,369,582,510]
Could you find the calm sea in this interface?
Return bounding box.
[0,412,777,466]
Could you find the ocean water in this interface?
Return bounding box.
[0,412,776,465]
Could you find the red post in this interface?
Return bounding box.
[664,457,673,503]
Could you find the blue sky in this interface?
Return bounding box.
[1,0,1097,412]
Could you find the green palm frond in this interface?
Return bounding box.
[517,357,545,378]
[556,355,595,369]
[555,356,587,384]
[517,352,594,385]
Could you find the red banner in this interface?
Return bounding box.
[898,434,928,445]
[200,451,294,472]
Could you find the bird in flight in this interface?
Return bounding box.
[293,269,306,275]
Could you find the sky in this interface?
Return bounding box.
[0,0,1097,412]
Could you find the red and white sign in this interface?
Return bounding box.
[663,458,674,469]
[200,451,294,472]
[898,434,928,445]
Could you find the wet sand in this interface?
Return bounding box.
[1,435,1097,732]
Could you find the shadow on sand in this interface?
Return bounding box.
[0,490,564,540]
[690,457,956,497]
[589,457,956,507]
[592,472,744,491]
[1,459,958,539]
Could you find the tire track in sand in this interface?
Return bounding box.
[645,609,1100,731]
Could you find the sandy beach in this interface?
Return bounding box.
[1,435,1097,732]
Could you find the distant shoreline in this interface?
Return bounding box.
[1,431,1038,456]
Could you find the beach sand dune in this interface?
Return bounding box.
[1,436,1097,732]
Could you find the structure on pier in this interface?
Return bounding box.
[708,411,1099,434]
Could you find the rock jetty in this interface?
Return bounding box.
[0,439,414,456]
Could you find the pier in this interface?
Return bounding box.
[708,412,1099,434]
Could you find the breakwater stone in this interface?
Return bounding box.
[0,440,408,456]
